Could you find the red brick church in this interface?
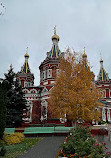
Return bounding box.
[96,58,111,123]
[16,28,65,125]
[16,29,111,125]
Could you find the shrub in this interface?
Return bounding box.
[4,132,24,145]
[9,132,24,142]
[58,125,110,158]
[0,146,6,156]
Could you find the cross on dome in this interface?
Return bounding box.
[52,26,59,41]
[54,25,56,35]
[82,46,87,58]
[24,47,29,58]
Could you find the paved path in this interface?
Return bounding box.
[17,136,65,158]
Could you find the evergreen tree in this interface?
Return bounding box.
[0,81,7,139]
[4,65,27,127]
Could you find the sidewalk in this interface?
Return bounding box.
[17,136,65,158]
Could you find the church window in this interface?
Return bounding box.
[52,66,57,78]
[109,89,111,98]
[46,69,48,79]
[21,80,24,87]
[31,90,35,93]
[56,69,60,76]
[48,69,52,78]
[103,90,106,98]
[25,83,27,87]
[106,89,109,98]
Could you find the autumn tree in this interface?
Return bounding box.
[49,48,102,124]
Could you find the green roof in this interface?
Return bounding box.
[100,100,109,105]
[97,67,109,81]
[22,61,30,73]
[47,44,61,58]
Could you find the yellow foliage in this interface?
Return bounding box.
[3,132,24,145]
[10,132,24,142]
[49,48,102,122]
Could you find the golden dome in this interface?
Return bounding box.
[82,47,87,58]
[52,26,59,41]
[82,53,87,58]
[24,53,29,58]
[100,58,103,63]
[52,34,59,41]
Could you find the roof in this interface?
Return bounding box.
[97,59,109,81]
[99,100,110,105]
[22,61,30,73]
[46,28,63,59]
[97,67,109,81]
[21,53,31,73]
[47,44,61,58]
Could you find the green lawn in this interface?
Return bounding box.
[0,138,43,158]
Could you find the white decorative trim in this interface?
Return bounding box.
[22,89,30,93]
[104,85,110,86]
[48,69,52,78]
[43,81,48,85]
[41,96,49,100]
[98,85,102,87]
[102,108,106,121]
[43,71,46,80]
[107,108,110,121]
[109,89,111,98]
[30,89,38,93]
[41,100,48,120]
[56,69,60,76]
[102,89,106,98]
[51,81,55,84]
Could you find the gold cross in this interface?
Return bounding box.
[26,47,28,53]
[54,25,56,35]
[83,47,86,54]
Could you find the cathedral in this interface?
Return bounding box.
[16,28,64,125]
[16,28,111,125]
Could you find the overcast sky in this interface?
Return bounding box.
[0,0,111,85]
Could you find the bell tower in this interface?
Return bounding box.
[16,47,34,88]
[39,27,63,86]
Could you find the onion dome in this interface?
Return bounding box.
[52,26,59,41]
[52,34,59,41]
[82,47,87,58]
[21,47,31,73]
[47,26,63,58]
[24,53,29,58]
[100,58,103,63]
[97,58,109,81]
[82,53,87,58]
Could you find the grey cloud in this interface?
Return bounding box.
[0,0,111,85]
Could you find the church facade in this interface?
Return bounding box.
[96,59,111,123]
[16,29,111,125]
[16,29,64,125]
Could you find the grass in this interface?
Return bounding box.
[0,137,43,158]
